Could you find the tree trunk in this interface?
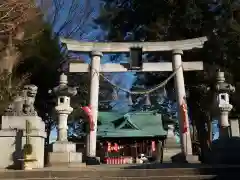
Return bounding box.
[195,110,209,163]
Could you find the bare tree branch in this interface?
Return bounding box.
[0,0,43,73]
[39,0,95,39]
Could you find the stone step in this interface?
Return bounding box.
[0,175,219,180]
[0,165,240,179]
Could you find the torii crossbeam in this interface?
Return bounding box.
[61,36,207,161]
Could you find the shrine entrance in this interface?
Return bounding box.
[61,36,207,162]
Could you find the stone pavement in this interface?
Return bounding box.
[0,163,239,179]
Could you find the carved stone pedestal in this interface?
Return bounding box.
[0,116,46,169]
[49,141,83,167]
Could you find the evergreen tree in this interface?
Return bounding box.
[95,0,240,157]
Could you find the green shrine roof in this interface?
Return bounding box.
[97,111,167,138]
[98,111,126,123]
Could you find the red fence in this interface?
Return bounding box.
[104,156,132,165]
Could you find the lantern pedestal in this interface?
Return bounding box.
[49,141,83,167]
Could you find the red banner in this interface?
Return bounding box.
[82,105,95,131]
[106,142,119,152]
[180,98,188,133]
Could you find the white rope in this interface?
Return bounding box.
[98,64,182,95]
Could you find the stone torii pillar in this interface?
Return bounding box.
[61,37,208,162]
[87,51,103,158]
[172,50,192,156]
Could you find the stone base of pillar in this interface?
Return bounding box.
[86,156,101,165]
[49,141,83,166]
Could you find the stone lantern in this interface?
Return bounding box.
[214,71,235,138]
[53,73,77,142]
[49,73,83,166]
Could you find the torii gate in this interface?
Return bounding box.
[61,37,207,161]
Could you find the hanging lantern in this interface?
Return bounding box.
[151,141,156,152]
